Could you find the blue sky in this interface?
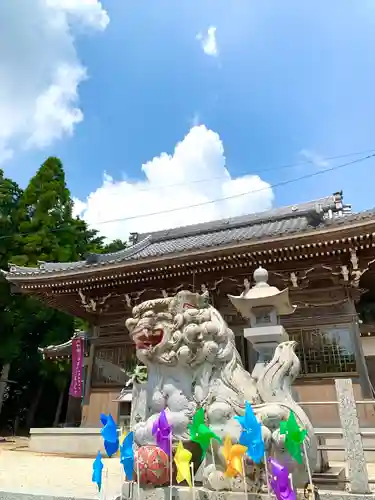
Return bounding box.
[2,0,375,240]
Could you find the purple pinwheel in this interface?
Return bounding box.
[152,409,172,456]
[268,457,296,500]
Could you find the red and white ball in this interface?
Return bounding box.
[134,445,170,486]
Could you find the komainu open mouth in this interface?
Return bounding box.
[133,328,164,350]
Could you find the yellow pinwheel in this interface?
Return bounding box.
[117,430,127,456]
[119,431,127,446]
[222,435,248,477]
[174,441,193,487]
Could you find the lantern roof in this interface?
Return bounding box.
[228,266,296,318]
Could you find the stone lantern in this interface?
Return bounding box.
[228,266,296,377]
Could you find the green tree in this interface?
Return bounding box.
[0,170,24,415]
[15,157,82,265]
[101,239,127,253]
[8,158,85,426]
[72,217,105,258]
[0,157,125,430]
[0,169,23,264]
[0,158,103,428]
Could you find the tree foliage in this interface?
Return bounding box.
[101,239,127,253]
[0,170,24,362]
[0,157,124,431]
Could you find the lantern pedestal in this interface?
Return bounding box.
[244,324,289,379]
[229,266,294,379]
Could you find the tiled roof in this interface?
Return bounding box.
[38,331,88,356]
[5,193,373,279]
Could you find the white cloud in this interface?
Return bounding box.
[0,141,13,164]
[0,0,109,159]
[300,149,329,169]
[74,125,274,241]
[196,26,218,57]
[72,197,87,218]
[45,0,109,30]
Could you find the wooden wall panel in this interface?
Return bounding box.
[294,380,375,428]
[81,389,121,427]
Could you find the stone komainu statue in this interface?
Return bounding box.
[126,290,317,491]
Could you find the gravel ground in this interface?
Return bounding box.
[0,445,122,499]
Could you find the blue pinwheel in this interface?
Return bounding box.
[100,413,119,457]
[92,451,104,491]
[235,401,264,464]
[120,431,134,480]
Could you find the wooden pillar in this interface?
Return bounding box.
[65,394,82,426]
[53,379,67,427]
[346,299,372,398]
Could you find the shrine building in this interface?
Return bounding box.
[5,191,375,429]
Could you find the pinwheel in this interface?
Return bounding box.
[92,451,104,492]
[152,409,172,456]
[174,441,193,487]
[280,411,307,464]
[101,414,118,442]
[268,457,296,500]
[120,430,127,446]
[188,407,222,458]
[120,431,134,481]
[222,435,248,477]
[104,440,119,457]
[100,413,119,457]
[235,401,264,464]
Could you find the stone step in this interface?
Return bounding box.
[313,466,346,490]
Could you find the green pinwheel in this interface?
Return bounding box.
[279,411,307,464]
[188,407,222,457]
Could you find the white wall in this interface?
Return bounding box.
[362,336,375,356]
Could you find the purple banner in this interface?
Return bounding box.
[69,338,83,398]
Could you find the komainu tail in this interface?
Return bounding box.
[255,341,317,478]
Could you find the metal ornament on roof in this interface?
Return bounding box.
[228,266,296,319]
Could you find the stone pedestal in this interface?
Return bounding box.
[244,324,289,378]
[29,427,103,456]
[120,483,375,500]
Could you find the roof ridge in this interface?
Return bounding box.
[7,237,154,272]
[136,194,337,243]
[85,235,152,264]
[7,192,364,279]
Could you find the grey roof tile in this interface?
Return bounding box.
[136,195,335,242]
[38,331,88,355]
[6,193,374,278]
[130,216,310,260]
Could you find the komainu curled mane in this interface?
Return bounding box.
[126,290,317,491]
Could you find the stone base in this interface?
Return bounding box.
[244,325,289,348]
[120,483,375,500]
[313,467,347,491]
[29,427,104,457]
